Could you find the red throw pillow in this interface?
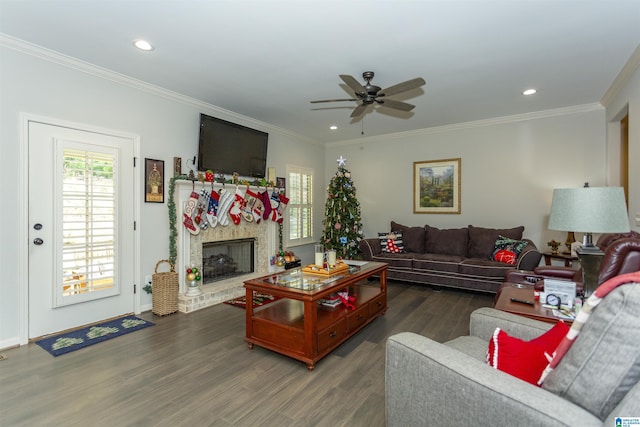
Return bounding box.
[493,249,517,265]
[487,321,569,385]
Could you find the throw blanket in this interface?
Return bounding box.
[538,271,640,385]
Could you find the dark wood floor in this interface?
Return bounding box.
[0,280,494,427]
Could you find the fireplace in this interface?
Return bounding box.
[202,238,255,283]
[174,179,277,313]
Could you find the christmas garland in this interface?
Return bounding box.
[168,174,189,266]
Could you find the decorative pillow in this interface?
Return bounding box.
[424,225,468,256]
[492,235,529,265]
[468,225,525,259]
[487,321,569,385]
[391,221,425,253]
[378,231,405,253]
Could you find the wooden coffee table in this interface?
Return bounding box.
[495,283,573,325]
[243,261,387,370]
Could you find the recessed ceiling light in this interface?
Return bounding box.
[133,39,154,51]
[522,89,537,96]
[329,125,338,130]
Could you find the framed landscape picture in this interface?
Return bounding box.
[145,158,164,203]
[413,158,461,214]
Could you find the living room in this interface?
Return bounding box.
[1,0,639,366]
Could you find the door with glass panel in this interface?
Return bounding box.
[28,121,135,338]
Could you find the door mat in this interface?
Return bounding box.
[35,315,154,357]
[224,293,282,309]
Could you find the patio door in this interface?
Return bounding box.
[28,121,135,338]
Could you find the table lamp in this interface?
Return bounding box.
[548,184,629,296]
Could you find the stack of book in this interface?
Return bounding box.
[319,294,342,307]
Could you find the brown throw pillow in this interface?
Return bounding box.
[424,225,468,256]
[391,221,426,253]
[467,225,524,259]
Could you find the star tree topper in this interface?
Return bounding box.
[337,155,347,167]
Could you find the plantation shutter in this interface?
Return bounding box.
[57,146,117,306]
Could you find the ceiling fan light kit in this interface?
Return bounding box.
[311,71,426,118]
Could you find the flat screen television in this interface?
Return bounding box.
[197,113,268,178]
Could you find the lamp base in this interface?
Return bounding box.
[576,246,605,297]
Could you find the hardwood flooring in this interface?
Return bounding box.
[0,281,494,427]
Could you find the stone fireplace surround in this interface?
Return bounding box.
[174,180,277,313]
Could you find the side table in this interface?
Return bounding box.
[543,251,578,267]
[494,283,573,325]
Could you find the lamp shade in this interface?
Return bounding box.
[548,187,629,233]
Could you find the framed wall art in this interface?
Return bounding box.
[413,158,461,214]
[145,158,164,203]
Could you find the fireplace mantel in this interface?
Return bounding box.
[173,180,277,312]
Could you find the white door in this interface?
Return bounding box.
[28,121,135,338]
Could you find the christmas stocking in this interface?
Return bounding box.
[249,189,264,223]
[275,193,289,224]
[242,189,260,223]
[228,188,246,225]
[182,191,200,235]
[206,188,220,228]
[194,189,209,230]
[216,188,234,226]
[260,190,272,221]
[269,191,282,222]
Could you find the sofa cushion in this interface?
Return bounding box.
[379,231,405,253]
[468,225,525,259]
[459,258,513,279]
[542,282,640,420]
[487,321,569,385]
[391,221,425,253]
[413,253,464,274]
[425,225,468,256]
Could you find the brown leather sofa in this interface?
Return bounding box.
[502,231,640,296]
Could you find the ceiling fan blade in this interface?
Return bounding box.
[350,103,368,118]
[380,77,426,97]
[377,99,415,111]
[310,98,357,103]
[339,74,366,95]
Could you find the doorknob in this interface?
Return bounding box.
[33,238,44,245]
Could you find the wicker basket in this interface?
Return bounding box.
[152,259,179,316]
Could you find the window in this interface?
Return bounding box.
[58,146,117,306]
[287,166,313,246]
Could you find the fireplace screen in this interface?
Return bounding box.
[202,238,255,283]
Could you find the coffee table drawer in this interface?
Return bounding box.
[317,318,347,353]
[369,293,386,316]
[347,304,369,331]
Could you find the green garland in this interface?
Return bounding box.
[168,175,189,265]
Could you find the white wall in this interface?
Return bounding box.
[325,107,607,250]
[604,49,640,233]
[0,43,324,347]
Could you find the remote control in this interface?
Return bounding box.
[510,297,535,306]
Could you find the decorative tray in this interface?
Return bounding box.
[301,262,349,276]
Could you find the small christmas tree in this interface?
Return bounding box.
[321,156,364,259]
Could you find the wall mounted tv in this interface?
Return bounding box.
[197,113,269,178]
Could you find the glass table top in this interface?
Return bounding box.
[261,265,362,290]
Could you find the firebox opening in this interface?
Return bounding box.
[202,238,255,284]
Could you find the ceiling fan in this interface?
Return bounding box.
[310,71,426,118]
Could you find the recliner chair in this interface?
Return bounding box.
[502,232,640,297]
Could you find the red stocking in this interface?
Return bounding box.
[182,191,200,235]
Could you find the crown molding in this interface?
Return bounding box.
[328,103,604,147]
[0,33,317,145]
[601,44,640,108]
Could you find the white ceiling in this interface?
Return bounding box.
[1,0,639,143]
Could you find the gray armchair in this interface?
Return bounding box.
[386,282,640,426]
